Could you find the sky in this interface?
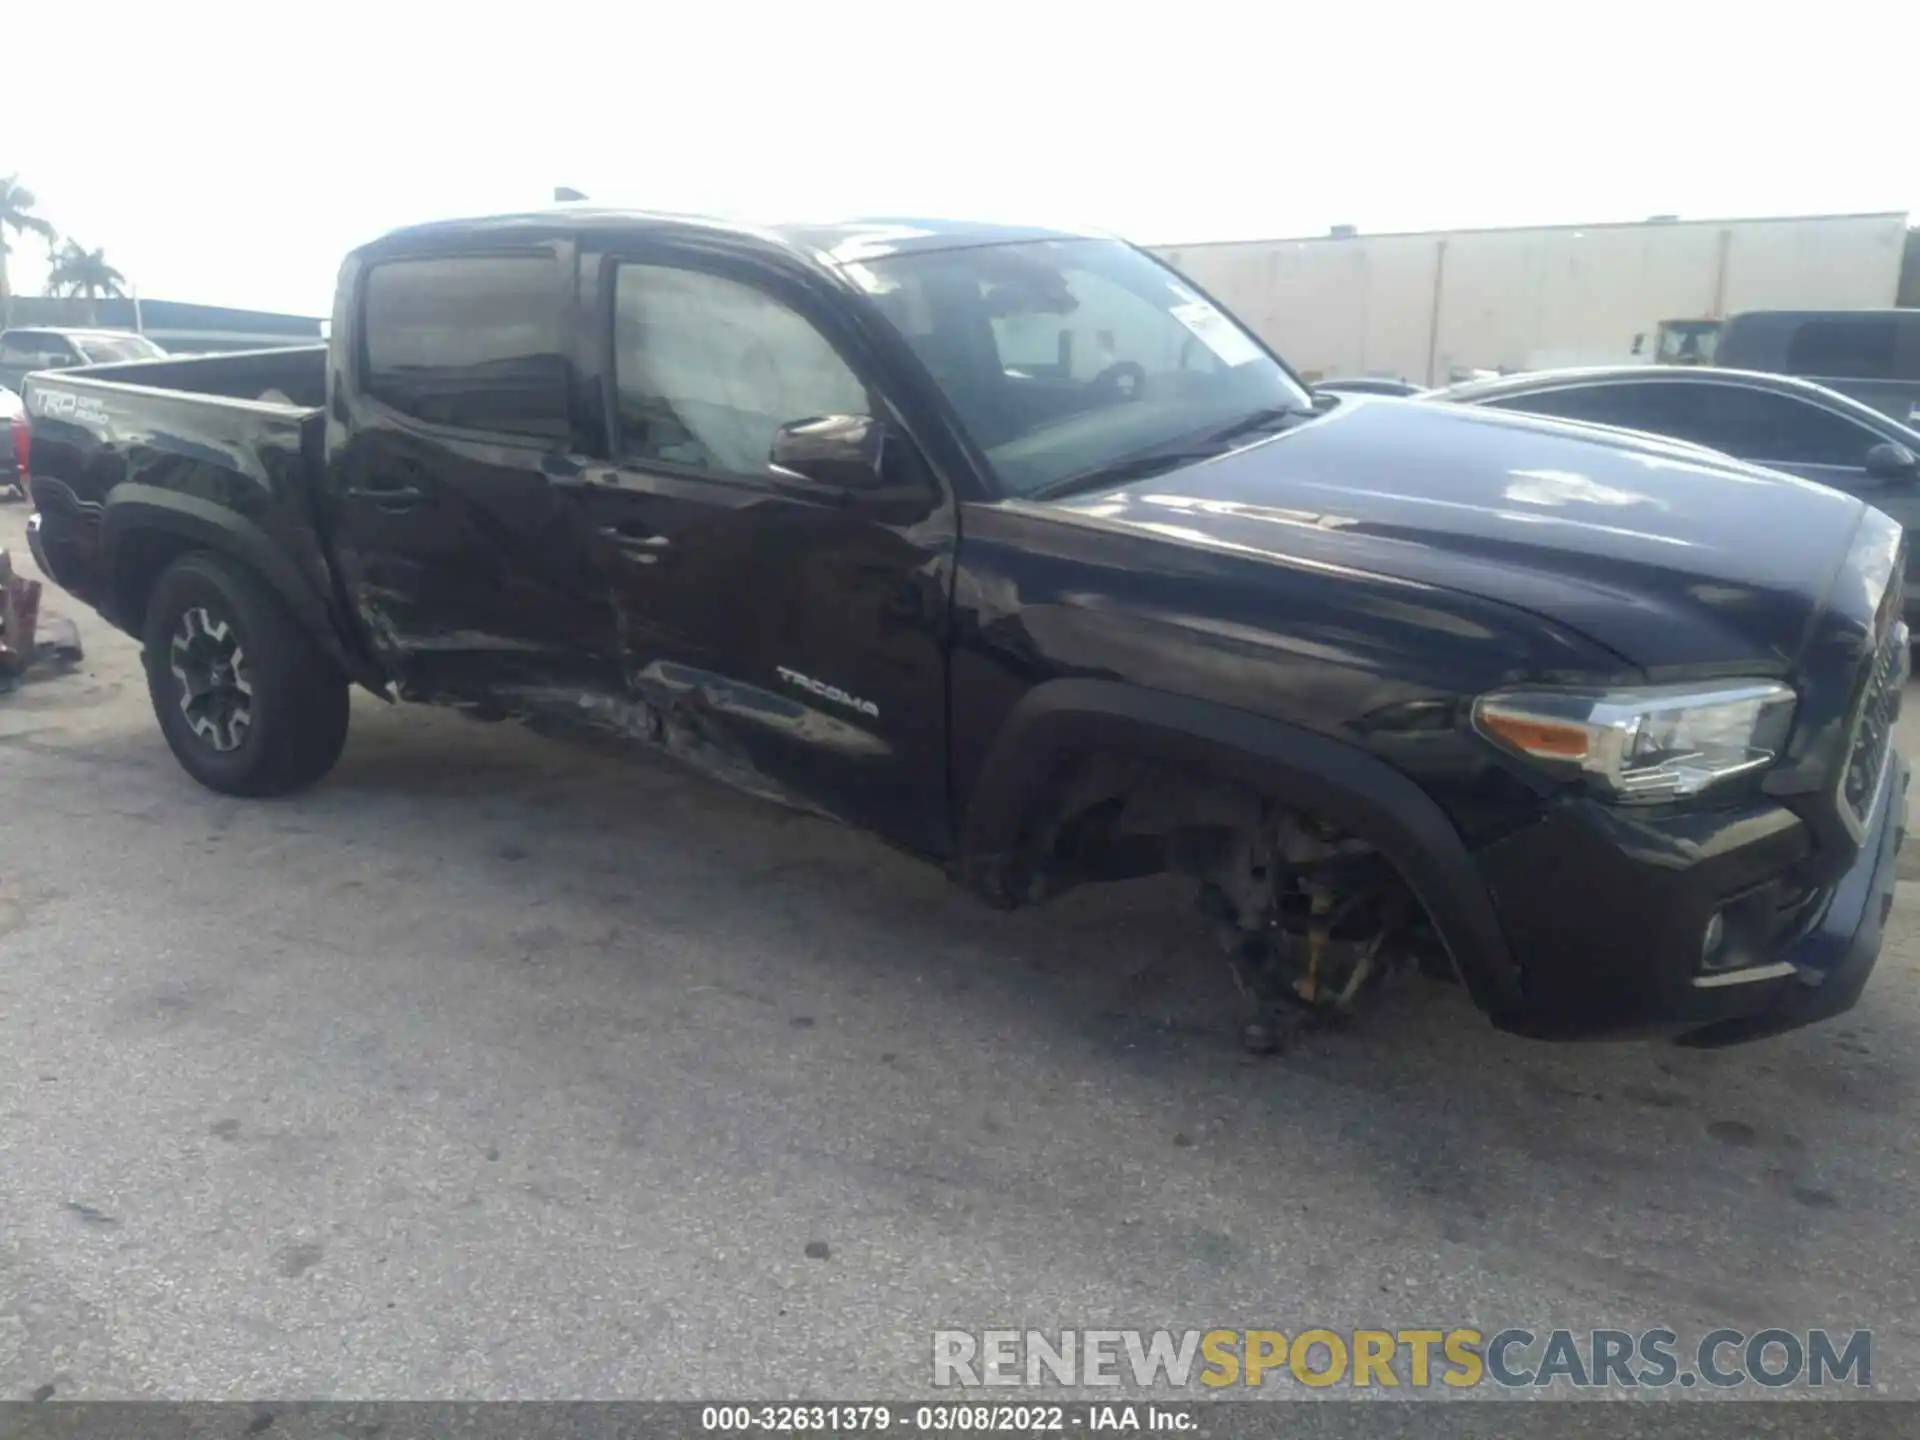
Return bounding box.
[5,0,1916,319]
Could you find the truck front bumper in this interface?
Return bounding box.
[1678,751,1908,1046]
[1474,750,1908,1045]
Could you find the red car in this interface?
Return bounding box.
[1,384,25,500]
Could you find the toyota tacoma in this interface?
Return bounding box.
[17,209,1910,1049]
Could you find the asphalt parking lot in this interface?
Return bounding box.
[4,498,1920,1402]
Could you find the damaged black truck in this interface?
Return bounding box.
[18,210,1911,1049]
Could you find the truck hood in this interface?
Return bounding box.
[1046,397,1871,670]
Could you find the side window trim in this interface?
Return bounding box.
[355,245,572,447]
[1486,382,1623,418]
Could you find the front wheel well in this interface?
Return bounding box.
[954,683,1525,1017]
[976,744,1417,910]
[973,743,1458,1013]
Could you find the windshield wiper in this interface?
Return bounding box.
[1028,447,1225,501]
[1201,403,1309,445]
[1027,405,1310,503]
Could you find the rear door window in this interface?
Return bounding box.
[1749,396,1884,467]
[360,253,569,441]
[1645,384,1882,467]
[1483,384,1671,433]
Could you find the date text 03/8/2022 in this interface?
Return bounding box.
[701,1404,1193,1432]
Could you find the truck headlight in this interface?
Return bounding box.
[1472,681,1796,802]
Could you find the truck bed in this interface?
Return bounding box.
[20,346,347,659]
[57,344,330,409]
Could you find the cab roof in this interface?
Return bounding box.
[362,208,1107,268]
[0,325,148,341]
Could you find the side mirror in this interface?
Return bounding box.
[1865,441,1919,481]
[769,414,885,492]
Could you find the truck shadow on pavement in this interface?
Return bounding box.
[76,694,1920,1346]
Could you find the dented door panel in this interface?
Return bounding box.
[569,237,960,856]
[320,242,628,719]
[565,454,956,856]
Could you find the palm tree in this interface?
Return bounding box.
[0,174,58,328]
[45,241,127,324]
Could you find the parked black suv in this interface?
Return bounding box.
[18,210,1910,1049]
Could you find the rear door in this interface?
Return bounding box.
[567,239,957,855]
[324,247,624,713]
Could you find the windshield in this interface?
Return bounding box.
[849,239,1310,497]
[77,334,165,363]
[1656,321,1721,366]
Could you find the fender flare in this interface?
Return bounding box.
[98,485,379,688]
[955,678,1521,1015]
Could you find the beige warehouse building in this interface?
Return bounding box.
[1153,211,1909,386]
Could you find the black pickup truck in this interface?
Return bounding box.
[17,209,1911,1049]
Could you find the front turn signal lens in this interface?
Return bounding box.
[1473,681,1796,803]
[1474,712,1591,760]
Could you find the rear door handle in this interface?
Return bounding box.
[355,468,430,509]
[597,522,674,560]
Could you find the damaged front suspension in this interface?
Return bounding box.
[1196,819,1419,1053]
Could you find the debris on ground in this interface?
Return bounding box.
[0,548,82,692]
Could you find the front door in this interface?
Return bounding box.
[324,247,624,714]
[1654,384,1920,533]
[569,247,956,855]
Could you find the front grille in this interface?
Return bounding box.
[1840,567,1907,832]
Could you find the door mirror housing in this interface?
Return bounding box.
[768,414,886,492]
[1865,441,1919,480]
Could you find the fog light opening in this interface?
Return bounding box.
[1698,910,1735,972]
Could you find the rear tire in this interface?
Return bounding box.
[142,551,350,796]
